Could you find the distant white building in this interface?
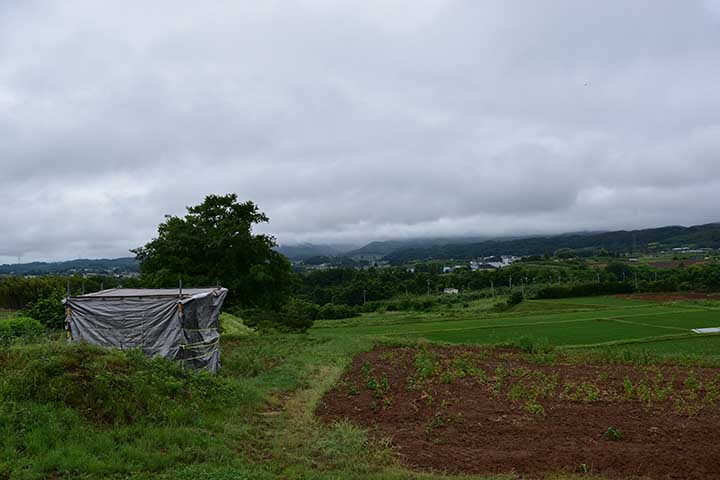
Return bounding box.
[443,288,459,294]
[472,255,521,269]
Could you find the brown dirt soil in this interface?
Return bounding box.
[316,346,720,479]
[648,259,707,269]
[618,292,720,302]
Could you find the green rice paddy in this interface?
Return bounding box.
[310,296,720,355]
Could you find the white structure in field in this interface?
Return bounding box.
[443,288,459,294]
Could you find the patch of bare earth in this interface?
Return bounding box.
[316,346,720,479]
[618,292,720,302]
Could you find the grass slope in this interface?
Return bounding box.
[3,295,720,479]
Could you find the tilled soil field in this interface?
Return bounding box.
[618,292,720,302]
[317,346,720,479]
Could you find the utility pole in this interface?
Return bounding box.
[597,272,600,283]
[490,280,495,297]
[363,289,367,304]
[509,276,512,290]
[427,279,431,296]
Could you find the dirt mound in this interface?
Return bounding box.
[619,292,720,302]
[317,346,720,479]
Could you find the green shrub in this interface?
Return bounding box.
[0,342,242,426]
[535,281,635,299]
[237,297,317,332]
[219,312,255,336]
[317,303,359,320]
[507,292,524,306]
[507,335,553,354]
[23,295,65,329]
[0,317,45,345]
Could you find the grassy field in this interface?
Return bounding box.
[2,296,720,479]
[311,296,720,355]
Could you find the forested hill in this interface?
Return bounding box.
[384,223,720,263]
[0,257,139,276]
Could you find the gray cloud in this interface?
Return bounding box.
[2,0,720,262]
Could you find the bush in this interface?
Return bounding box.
[535,282,635,299]
[507,292,524,306]
[317,303,359,320]
[237,298,317,332]
[508,335,553,354]
[0,317,45,345]
[23,295,65,329]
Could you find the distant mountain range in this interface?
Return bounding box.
[275,243,359,261]
[0,257,139,276]
[384,223,720,263]
[277,237,494,260]
[4,222,719,274]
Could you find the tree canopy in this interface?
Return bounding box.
[132,194,292,308]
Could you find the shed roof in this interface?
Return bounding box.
[75,287,223,299]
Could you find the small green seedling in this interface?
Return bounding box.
[604,426,623,441]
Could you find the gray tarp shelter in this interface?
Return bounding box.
[64,287,228,373]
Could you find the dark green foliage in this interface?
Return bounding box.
[318,303,359,320]
[237,298,317,333]
[508,336,553,354]
[0,275,122,310]
[133,194,293,310]
[507,292,524,306]
[0,316,45,345]
[24,295,65,329]
[535,282,635,299]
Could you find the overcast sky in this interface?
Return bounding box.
[2,1,720,262]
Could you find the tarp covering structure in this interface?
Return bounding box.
[64,287,228,373]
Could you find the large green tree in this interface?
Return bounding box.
[133,194,292,308]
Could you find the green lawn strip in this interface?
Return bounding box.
[315,305,666,334]
[600,334,720,358]
[560,332,705,349]
[604,317,689,332]
[316,307,704,339]
[398,320,673,347]
[311,297,651,331]
[311,304,610,331]
[532,297,653,307]
[609,310,720,330]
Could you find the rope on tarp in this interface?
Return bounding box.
[181,349,217,362]
[179,339,219,350]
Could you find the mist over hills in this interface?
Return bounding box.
[0,257,139,276]
[384,223,720,263]
[3,223,719,273]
